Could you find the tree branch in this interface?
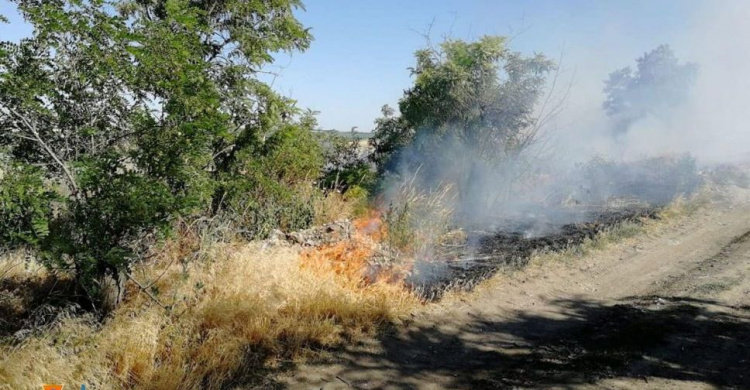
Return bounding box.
[3,105,81,197]
[126,271,169,310]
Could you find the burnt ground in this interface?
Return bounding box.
[407,206,659,300]
[279,192,750,390]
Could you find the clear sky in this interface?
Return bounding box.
[0,0,703,132]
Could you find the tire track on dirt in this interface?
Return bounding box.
[647,227,750,302]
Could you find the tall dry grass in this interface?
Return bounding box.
[0,236,417,389]
[382,179,457,260]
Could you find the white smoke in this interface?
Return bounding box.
[554,0,750,165]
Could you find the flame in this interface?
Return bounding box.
[300,239,374,282]
[353,209,386,240]
[300,210,411,286]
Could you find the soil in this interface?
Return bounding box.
[275,187,750,390]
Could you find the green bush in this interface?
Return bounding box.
[218,122,323,239]
[0,164,58,249]
[370,36,556,208]
[0,0,315,309]
[318,131,376,193]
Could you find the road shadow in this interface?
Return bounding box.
[317,296,750,389]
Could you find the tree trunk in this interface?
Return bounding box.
[98,270,126,314]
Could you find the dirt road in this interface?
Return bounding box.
[281,191,750,389]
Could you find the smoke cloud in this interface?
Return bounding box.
[384,1,750,242]
[553,0,750,165]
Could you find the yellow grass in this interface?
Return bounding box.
[0,249,46,280]
[0,241,418,390]
[312,190,353,225]
[0,187,720,390]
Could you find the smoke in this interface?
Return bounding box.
[383,1,750,243]
[369,2,750,296]
[554,0,750,165]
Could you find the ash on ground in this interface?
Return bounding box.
[405,204,659,301]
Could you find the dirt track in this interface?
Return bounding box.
[279,190,750,390]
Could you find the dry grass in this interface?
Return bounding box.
[0,236,418,389]
[0,249,46,281]
[312,188,370,225]
[0,184,724,390]
[313,190,352,225]
[382,180,456,260]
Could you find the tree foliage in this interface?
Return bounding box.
[604,44,697,135]
[318,130,374,193]
[0,0,319,307]
[370,36,556,208]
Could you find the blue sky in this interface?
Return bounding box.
[0,0,702,131]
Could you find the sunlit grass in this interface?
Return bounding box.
[0,239,417,390]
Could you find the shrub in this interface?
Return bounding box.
[0,0,314,309]
[218,121,324,239]
[319,131,376,193]
[0,165,57,249]
[576,154,701,205]
[370,36,556,213]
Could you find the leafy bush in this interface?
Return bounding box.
[370,36,556,209]
[577,154,701,204]
[0,165,58,249]
[218,121,324,239]
[0,0,316,309]
[318,131,375,193]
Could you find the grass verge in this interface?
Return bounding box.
[0,239,417,390]
[0,187,720,389]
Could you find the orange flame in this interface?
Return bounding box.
[353,209,386,240]
[300,211,411,286]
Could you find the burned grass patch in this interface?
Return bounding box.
[406,206,660,300]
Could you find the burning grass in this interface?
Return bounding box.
[0,233,418,389]
[300,211,412,287]
[299,184,698,301]
[0,183,722,389]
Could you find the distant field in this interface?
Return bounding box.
[313,129,374,139]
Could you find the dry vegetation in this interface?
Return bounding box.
[527,193,711,268]
[0,186,720,390]
[0,222,418,390]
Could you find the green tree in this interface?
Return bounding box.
[0,0,318,310]
[604,44,697,135]
[318,129,375,193]
[370,36,556,211]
